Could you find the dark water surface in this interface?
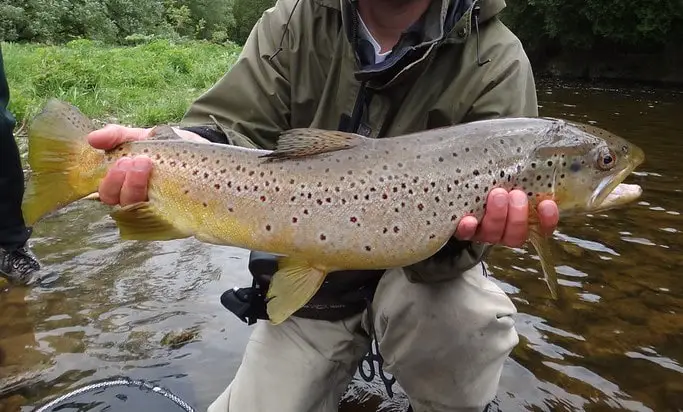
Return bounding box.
[1,80,682,412]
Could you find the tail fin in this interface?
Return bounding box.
[22,99,105,226]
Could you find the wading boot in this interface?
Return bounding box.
[0,243,58,286]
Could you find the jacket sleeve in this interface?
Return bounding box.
[179,0,297,150]
[404,20,539,284]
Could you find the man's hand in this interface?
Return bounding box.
[454,188,559,247]
[87,124,204,207]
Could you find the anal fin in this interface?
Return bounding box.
[265,257,328,325]
[110,202,190,241]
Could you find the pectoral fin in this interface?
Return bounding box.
[266,257,328,325]
[110,202,191,241]
[529,225,559,299]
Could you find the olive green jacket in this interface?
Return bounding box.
[181,0,538,283]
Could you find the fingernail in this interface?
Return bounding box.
[493,193,507,207]
[511,191,527,207]
[132,157,150,171]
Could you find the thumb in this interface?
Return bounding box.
[87,124,151,150]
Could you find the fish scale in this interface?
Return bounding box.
[21,99,645,325]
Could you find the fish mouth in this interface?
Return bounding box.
[590,183,643,212]
[588,148,645,211]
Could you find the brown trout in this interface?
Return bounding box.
[22,99,645,324]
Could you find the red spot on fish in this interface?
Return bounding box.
[260,196,267,202]
[350,217,357,223]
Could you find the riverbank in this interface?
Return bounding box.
[529,48,683,88]
[4,39,682,130]
[3,39,241,127]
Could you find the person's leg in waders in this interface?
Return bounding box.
[0,46,56,286]
[213,252,517,412]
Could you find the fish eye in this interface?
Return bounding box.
[597,148,617,170]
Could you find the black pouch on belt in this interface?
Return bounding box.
[220,251,384,324]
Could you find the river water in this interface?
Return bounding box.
[1,79,681,412]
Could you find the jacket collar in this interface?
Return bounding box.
[332,0,505,87]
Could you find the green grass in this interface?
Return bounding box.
[3,39,242,127]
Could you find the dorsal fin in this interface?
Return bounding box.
[147,125,184,141]
[260,128,365,161]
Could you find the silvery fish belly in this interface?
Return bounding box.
[22,99,645,324]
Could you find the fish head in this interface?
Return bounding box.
[521,119,645,216]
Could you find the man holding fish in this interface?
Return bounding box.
[87,0,557,410]
[23,0,639,411]
[85,0,558,410]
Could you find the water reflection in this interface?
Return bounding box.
[2,80,682,412]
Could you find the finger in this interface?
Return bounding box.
[472,188,509,243]
[119,156,153,206]
[537,199,559,236]
[98,157,130,205]
[87,124,150,151]
[454,216,479,240]
[500,190,529,247]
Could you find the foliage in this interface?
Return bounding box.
[501,0,683,52]
[230,0,276,44]
[3,39,241,126]
[2,0,681,51]
[0,0,248,45]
